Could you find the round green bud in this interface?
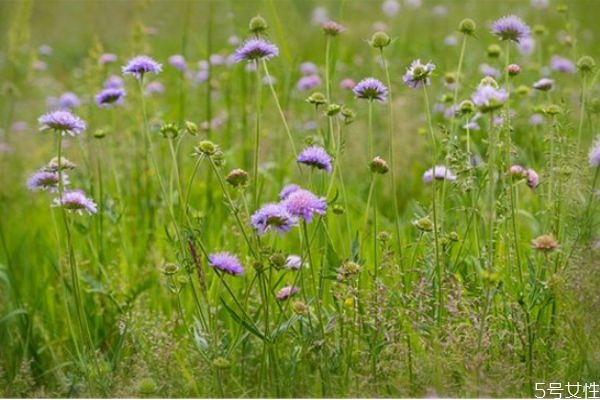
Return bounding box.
[577,55,596,73]
[544,104,562,116]
[369,31,391,49]
[137,378,158,395]
[332,204,345,215]
[185,121,198,136]
[516,85,530,96]
[533,24,548,36]
[161,262,179,276]
[487,44,502,59]
[458,18,476,35]
[444,72,457,85]
[249,15,268,34]
[441,93,454,103]
[268,253,287,269]
[93,129,106,139]
[160,122,180,139]
[556,4,568,13]
[459,100,475,114]
[413,217,433,232]
[306,92,327,106]
[326,103,342,116]
[292,300,308,315]
[196,140,218,156]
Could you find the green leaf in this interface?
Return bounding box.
[220,298,266,342]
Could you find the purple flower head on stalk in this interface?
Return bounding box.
[276,285,300,301]
[589,136,600,167]
[423,166,457,183]
[463,120,480,131]
[517,37,535,55]
[533,78,554,91]
[322,20,345,36]
[208,252,244,275]
[551,55,576,73]
[27,169,69,192]
[526,169,539,189]
[99,53,118,65]
[471,83,508,113]
[297,146,332,173]
[58,92,80,109]
[279,184,302,200]
[491,15,531,43]
[340,78,356,90]
[232,38,279,63]
[38,110,86,136]
[285,255,302,270]
[353,77,388,101]
[480,63,500,78]
[145,81,165,95]
[104,75,124,89]
[283,188,327,222]
[402,59,436,89]
[300,62,319,75]
[509,165,527,179]
[296,75,322,91]
[168,54,186,71]
[122,55,162,80]
[53,190,97,215]
[195,69,209,85]
[251,203,298,235]
[95,88,126,107]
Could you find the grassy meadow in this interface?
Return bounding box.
[1,0,600,397]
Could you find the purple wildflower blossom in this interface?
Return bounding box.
[58,92,80,109]
[526,169,539,189]
[517,37,536,55]
[285,255,302,270]
[382,0,401,16]
[282,188,327,222]
[168,54,186,71]
[340,78,356,90]
[589,136,600,167]
[99,53,118,65]
[444,35,458,46]
[38,110,86,136]
[551,55,576,73]
[38,45,52,56]
[95,88,126,107]
[279,184,302,200]
[322,20,345,36]
[529,113,544,125]
[491,15,531,43]
[276,285,300,300]
[471,83,508,113]
[209,54,226,65]
[353,77,388,101]
[104,75,124,89]
[27,169,68,192]
[122,55,162,80]
[402,59,436,89]
[208,252,244,275]
[533,78,554,91]
[480,63,501,78]
[53,190,97,215]
[251,203,298,235]
[300,62,319,75]
[232,38,279,63]
[423,166,457,183]
[297,146,332,173]
[296,74,322,91]
[144,81,165,95]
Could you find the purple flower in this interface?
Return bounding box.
[300,62,319,75]
[209,54,226,65]
[279,184,301,200]
[322,20,345,36]
[444,35,458,46]
[479,63,500,78]
[282,188,327,222]
[122,55,162,79]
[27,169,68,192]
[38,45,52,56]
[471,83,508,113]
[194,69,209,85]
[276,285,300,300]
[38,110,86,136]
[232,38,279,63]
[144,81,164,95]
[526,169,539,189]
[296,74,322,91]
[99,53,118,65]
[53,190,97,215]
[529,113,544,125]
[533,78,554,91]
[402,59,436,89]
[340,78,356,90]
[550,55,576,73]
[517,37,536,55]
[95,88,126,107]
[168,54,186,71]
[297,146,332,173]
[208,252,244,275]
[58,92,80,109]
[104,75,124,89]
[251,203,298,235]
[423,166,457,183]
[285,255,302,270]
[382,0,401,16]
[491,15,531,43]
[353,77,388,101]
[589,136,600,167]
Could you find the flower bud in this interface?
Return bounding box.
[369,156,389,174]
[507,64,521,76]
[487,44,502,59]
[292,300,308,315]
[322,20,345,36]
[577,55,596,73]
[326,103,342,116]
[225,168,249,187]
[185,121,198,136]
[93,129,106,139]
[160,122,180,139]
[413,217,433,232]
[369,31,391,49]
[306,92,327,106]
[459,100,475,114]
[196,140,218,156]
[249,15,268,34]
[458,18,476,35]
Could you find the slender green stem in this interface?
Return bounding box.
[253,60,262,209]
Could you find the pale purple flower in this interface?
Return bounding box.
[405,0,422,8]
[57,92,80,109]
[463,120,480,131]
[251,203,298,235]
[529,113,544,125]
[53,190,97,215]
[38,110,86,136]
[285,255,302,270]
[526,169,539,189]
[300,62,319,75]
[297,146,332,173]
[471,83,508,112]
[402,59,436,89]
[95,88,126,107]
[517,37,536,55]
[276,285,300,300]
[353,77,388,101]
[38,45,52,56]
[589,136,600,167]
[444,105,460,119]
[283,188,327,222]
[480,63,500,78]
[122,55,162,79]
[444,35,458,46]
[262,75,276,86]
[11,121,28,132]
[311,6,329,25]
[27,169,68,192]
[509,165,527,178]
[232,38,279,63]
[194,69,209,85]
[32,60,47,71]
[322,21,345,36]
[228,35,241,46]
[279,184,301,200]
[432,5,447,16]
[104,75,124,89]
[340,78,356,90]
[0,142,11,153]
[491,15,531,43]
[168,54,186,71]
[533,78,554,91]
[423,166,457,183]
[296,75,321,91]
[209,54,226,65]
[382,0,401,16]
[144,81,164,95]
[99,53,118,65]
[550,55,576,73]
[208,252,244,275]
[531,0,549,8]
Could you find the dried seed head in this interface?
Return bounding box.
[532,234,559,251]
[225,168,249,187]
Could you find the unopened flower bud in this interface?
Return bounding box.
[458,18,476,35]
[196,140,218,156]
[507,64,521,76]
[487,44,502,59]
[225,168,249,187]
[292,300,308,315]
[185,121,198,136]
[306,92,327,106]
[326,103,342,116]
[369,156,389,174]
[249,15,268,34]
[577,55,596,73]
[459,100,475,114]
[160,122,180,139]
[413,217,433,232]
[369,31,391,49]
